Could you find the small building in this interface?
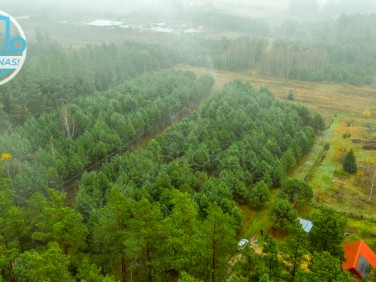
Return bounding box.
[298,218,313,233]
[183,28,198,34]
[150,27,174,33]
[87,20,125,27]
[343,240,376,279]
[149,22,167,27]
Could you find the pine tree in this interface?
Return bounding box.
[14,242,74,282]
[343,149,357,173]
[309,207,346,260]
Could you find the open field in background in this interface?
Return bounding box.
[173,65,376,120]
[21,19,250,49]
[173,65,376,242]
[203,31,247,40]
[21,20,184,48]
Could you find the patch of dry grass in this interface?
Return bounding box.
[173,65,376,120]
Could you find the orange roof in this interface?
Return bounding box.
[343,240,376,278]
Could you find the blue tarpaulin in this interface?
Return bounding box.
[298,218,313,232]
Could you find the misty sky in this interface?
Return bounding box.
[3,0,376,17]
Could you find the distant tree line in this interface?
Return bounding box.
[176,13,376,86]
[266,13,376,85]
[178,36,268,72]
[260,41,330,81]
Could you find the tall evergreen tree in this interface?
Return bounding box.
[28,189,87,256]
[128,198,167,282]
[92,187,133,282]
[281,223,309,282]
[309,208,346,260]
[164,190,200,274]
[262,237,282,281]
[194,204,237,282]
[343,149,357,173]
[271,199,298,232]
[279,179,313,207]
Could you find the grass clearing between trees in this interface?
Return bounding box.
[239,190,279,239]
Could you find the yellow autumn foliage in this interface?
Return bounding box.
[0,153,12,160]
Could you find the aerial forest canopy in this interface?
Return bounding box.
[0,40,179,131]
[1,70,323,280]
[0,70,214,204]
[2,4,367,279]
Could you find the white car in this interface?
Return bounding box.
[238,239,249,251]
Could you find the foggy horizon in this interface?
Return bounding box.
[3,0,376,20]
